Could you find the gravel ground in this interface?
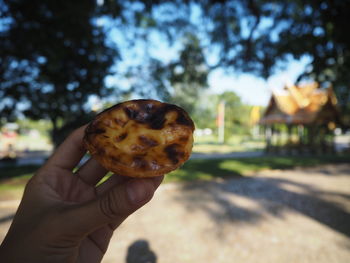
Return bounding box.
[1,164,350,263]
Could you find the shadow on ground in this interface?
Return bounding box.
[125,239,157,263]
[167,154,350,182]
[176,163,350,238]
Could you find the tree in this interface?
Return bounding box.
[189,91,252,140]
[165,33,209,113]
[2,0,350,147]
[0,0,116,145]
[127,33,209,114]
[135,0,350,126]
[191,92,219,130]
[196,0,350,127]
[218,91,252,141]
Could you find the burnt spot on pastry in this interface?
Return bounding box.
[102,135,109,138]
[95,128,106,134]
[95,146,106,155]
[116,132,127,142]
[123,101,192,131]
[144,102,154,112]
[176,113,193,128]
[124,104,154,124]
[86,127,106,135]
[135,111,151,123]
[138,101,155,114]
[132,156,148,169]
[164,143,184,164]
[124,106,139,120]
[149,114,166,129]
[150,160,160,170]
[139,135,159,147]
[147,104,175,129]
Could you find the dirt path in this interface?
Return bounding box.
[1,164,350,263]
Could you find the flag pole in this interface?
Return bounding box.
[218,101,225,144]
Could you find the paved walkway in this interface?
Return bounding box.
[1,164,349,263]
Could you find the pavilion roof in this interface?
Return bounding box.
[260,83,339,125]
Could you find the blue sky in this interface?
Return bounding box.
[208,56,311,106]
[100,10,312,108]
[104,20,311,107]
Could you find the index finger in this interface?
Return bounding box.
[45,125,88,170]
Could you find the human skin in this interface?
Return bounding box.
[0,125,163,263]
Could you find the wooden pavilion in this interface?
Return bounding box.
[259,83,340,154]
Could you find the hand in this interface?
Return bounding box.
[0,125,163,263]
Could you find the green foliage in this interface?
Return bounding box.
[16,119,52,137]
[218,91,252,140]
[192,107,216,130]
[128,33,209,114]
[196,0,350,126]
[118,0,350,126]
[1,155,349,190]
[167,34,209,113]
[165,154,350,182]
[1,0,349,146]
[134,0,350,126]
[0,0,116,145]
[190,92,219,130]
[189,90,254,139]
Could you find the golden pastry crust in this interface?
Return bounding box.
[83,99,195,177]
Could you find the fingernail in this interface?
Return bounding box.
[126,180,152,204]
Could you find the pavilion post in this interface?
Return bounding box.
[297,125,304,154]
[287,124,292,155]
[265,125,272,153]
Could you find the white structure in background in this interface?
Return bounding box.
[334,128,350,152]
[0,123,19,157]
[217,101,225,143]
[194,128,213,137]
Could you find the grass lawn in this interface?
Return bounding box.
[1,154,349,197]
[192,142,265,154]
[165,154,350,182]
[193,135,265,153]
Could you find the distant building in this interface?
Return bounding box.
[259,83,340,154]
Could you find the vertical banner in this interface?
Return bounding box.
[217,101,225,144]
[250,106,261,138]
[249,106,260,126]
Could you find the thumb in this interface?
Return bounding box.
[68,178,160,235]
